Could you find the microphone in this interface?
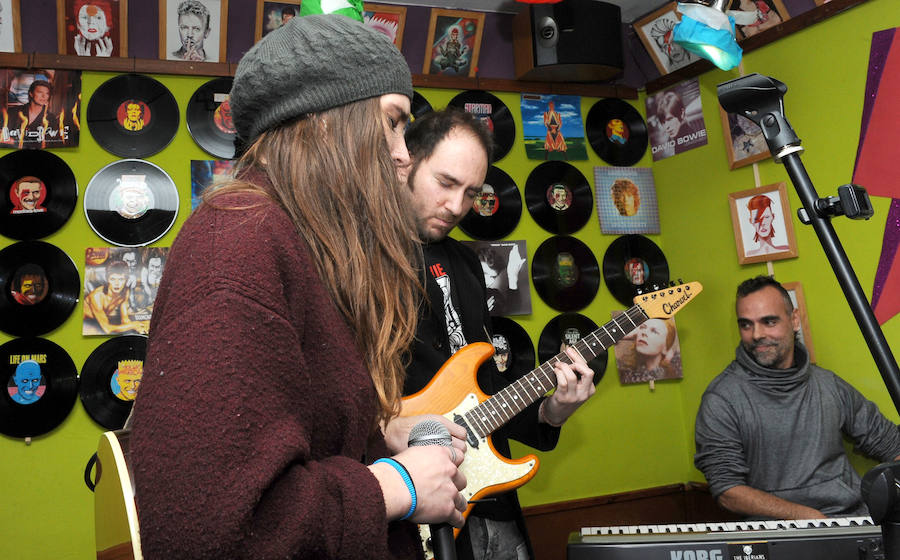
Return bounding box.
[408,420,458,560]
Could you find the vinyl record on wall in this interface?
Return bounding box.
[186,77,236,159]
[585,98,648,166]
[490,316,536,380]
[537,312,607,385]
[524,161,592,234]
[0,150,78,240]
[602,234,669,307]
[79,335,147,430]
[531,235,600,312]
[448,90,516,162]
[458,166,522,240]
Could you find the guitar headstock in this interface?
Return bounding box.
[633,281,703,319]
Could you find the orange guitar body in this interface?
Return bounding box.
[401,342,540,535]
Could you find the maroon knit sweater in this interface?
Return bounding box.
[131,188,422,559]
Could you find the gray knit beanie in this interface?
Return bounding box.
[230,14,413,146]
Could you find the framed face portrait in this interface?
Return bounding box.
[254,0,299,42]
[727,0,790,40]
[634,2,698,76]
[57,0,127,57]
[782,281,816,363]
[160,0,228,63]
[422,8,484,78]
[728,182,799,265]
[0,0,21,53]
[363,3,406,50]
[720,108,770,169]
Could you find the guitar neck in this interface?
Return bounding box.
[464,305,649,438]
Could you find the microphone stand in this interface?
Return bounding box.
[718,73,900,560]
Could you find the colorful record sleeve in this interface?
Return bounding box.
[82,246,169,336]
[594,166,660,235]
[520,93,587,161]
[646,78,708,162]
[190,159,236,210]
[0,69,82,149]
[460,239,531,316]
[612,311,683,385]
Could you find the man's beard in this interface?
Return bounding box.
[743,336,793,368]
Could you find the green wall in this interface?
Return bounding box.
[2,1,900,557]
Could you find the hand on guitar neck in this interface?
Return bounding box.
[539,346,597,427]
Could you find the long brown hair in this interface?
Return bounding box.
[206,97,422,424]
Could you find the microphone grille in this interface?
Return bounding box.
[408,419,452,447]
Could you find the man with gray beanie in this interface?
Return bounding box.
[131,14,468,560]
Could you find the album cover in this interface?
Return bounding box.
[612,311,683,385]
[191,159,236,210]
[460,239,531,317]
[594,166,660,235]
[520,93,587,161]
[645,78,707,162]
[0,69,81,149]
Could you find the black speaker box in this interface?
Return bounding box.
[513,0,624,83]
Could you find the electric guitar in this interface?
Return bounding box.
[93,430,143,560]
[401,282,702,556]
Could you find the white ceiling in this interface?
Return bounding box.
[385,0,669,23]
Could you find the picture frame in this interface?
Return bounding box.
[782,281,816,363]
[634,2,698,76]
[160,0,228,63]
[422,8,484,78]
[57,0,128,57]
[363,3,406,50]
[813,0,832,5]
[0,0,21,53]
[720,107,770,169]
[728,182,798,265]
[254,0,300,42]
[727,0,791,40]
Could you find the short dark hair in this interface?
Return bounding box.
[405,108,493,181]
[736,275,793,314]
[177,0,210,32]
[28,80,51,97]
[281,6,296,17]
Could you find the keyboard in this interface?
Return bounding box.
[570,517,884,560]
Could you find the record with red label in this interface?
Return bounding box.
[0,241,79,337]
[0,150,78,240]
[0,337,78,438]
[525,161,592,235]
[586,98,648,167]
[186,77,236,159]
[79,335,147,430]
[602,234,669,307]
[538,312,607,385]
[87,74,179,158]
[458,166,521,240]
[531,235,599,312]
[448,90,515,162]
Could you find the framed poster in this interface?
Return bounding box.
[634,2,698,75]
[720,108,770,169]
[422,8,484,78]
[727,0,790,40]
[363,3,406,49]
[728,182,798,264]
[254,0,299,42]
[160,0,228,63]
[782,281,816,363]
[57,0,127,57]
[0,0,21,53]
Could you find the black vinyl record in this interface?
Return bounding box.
[80,335,147,430]
[602,234,669,307]
[490,316,535,380]
[87,74,179,158]
[538,313,607,385]
[586,98,648,167]
[525,161,592,234]
[458,166,522,240]
[448,90,515,162]
[84,159,179,247]
[186,77,236,159]
[0,150,78,240]
[0,337,77,438]
[0,241,79,337]
[531,235,599,312]
[412,90,433,122]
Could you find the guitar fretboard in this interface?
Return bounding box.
[463,304,649,438]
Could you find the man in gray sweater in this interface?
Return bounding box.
[694,275,900,519]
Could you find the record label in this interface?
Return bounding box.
[0,241,79,337]
[538,313,607,385]
[586,98,648,167]
[0,150,78,240]
[186,77,236,159]
[525,161,592,234]
[458,166,522,240]
[531,235,599,312]
[80,335,147,430]
[490,316,536,381]
[0,337,77,438]
[448,90,515,162]
[84,159,179,247]
[87,74,179,158]
[602,234,669,307]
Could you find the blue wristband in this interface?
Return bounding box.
[374,458,417,520]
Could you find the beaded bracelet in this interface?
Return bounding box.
[374,457,417,520]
